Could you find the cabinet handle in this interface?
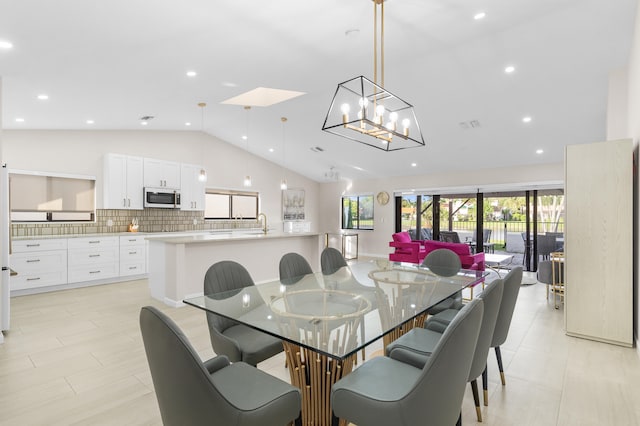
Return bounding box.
[128,239,137,242]
[129,266,137,270]
[89,241,100,244]
[89,254,101,258]
[89,270,101,274]
[128,199,131,207]
[26,244,40,247]
[123,198,126,207]
[27,277,41,281]
[129,251,137,255]
[26,259,41,263]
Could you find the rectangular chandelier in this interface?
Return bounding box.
[322,75,425,151]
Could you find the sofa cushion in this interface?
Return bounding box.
[423,240,471,256]
[392,232,412,243]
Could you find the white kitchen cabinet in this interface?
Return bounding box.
[67,236,119,283]
[119,235,146,276]
[144,158,180,189]
[10,238,68,290]
[103,154,144,209]
[180,163,206,211]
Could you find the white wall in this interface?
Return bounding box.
[608,67,629,140]
[318,162,564,258]
[1,130,320,231]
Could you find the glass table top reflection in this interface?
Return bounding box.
[183,259,486,360]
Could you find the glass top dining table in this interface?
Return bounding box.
[183,259,487,361]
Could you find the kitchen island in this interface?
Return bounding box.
[146,231,323,306]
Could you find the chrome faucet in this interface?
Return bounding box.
[257,213,267,234]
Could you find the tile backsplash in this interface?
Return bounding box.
[11,209,261,237]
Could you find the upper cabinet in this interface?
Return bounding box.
[103,154,144,210]
[180,163,206,211]
[143,158,180,189]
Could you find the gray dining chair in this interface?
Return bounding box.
[204,260,283,366]
[423,249,463,315]
[331,298,483,426]
[491,266,522,385]
[279,252,313,284]
[140,306,302,426]
[426,266,523,388]
[320,247,348,275]
[386,279,504,421]
[320,246,373,361]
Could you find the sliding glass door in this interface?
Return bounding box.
[395,188,564,272]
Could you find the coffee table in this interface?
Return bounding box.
[484,253,514,278]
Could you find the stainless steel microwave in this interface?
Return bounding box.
[144,187,181,209]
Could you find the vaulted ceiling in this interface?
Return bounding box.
[0,0,637,182]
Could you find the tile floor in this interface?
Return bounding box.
[0,268,638,425]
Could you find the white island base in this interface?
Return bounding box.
[147,231,323,306]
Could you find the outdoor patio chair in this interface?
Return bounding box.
[439,231,461,243]
[467,229,494,253]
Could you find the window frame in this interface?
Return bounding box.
[204,189,259,220]
[341,194,374,230]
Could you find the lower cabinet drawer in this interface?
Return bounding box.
[67,263,119,283]
[120,261,146,276]
[68,247,119,266]
[119,247,145,263]
[11,250,67,272]
[11,270,68,290]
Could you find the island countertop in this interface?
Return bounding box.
[144,230,320,244]
[147,230,324,306]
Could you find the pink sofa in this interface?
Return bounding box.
[422,240,485,271]
[388,232,427,264]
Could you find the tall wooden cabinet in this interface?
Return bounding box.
[565,139,633,347]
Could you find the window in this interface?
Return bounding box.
[342,194,373,230]
[10,171,96,222]
[204,189,259,220]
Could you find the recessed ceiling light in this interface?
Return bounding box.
[15,117,25,122]
[474,12,486,20]
[37,94,49,100]
[268,148,274,153]
[140,121,148,126]
[536,149,544,154]
[86,119,94,124]
[0,40,13,49]
[186,71,197,77]
[505,65,516,74]
[241,135,248,140]
[185,122,191,126]
[522,116,532,123]
[411,163,417,167]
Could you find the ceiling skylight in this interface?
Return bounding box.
[221,87,306,107]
